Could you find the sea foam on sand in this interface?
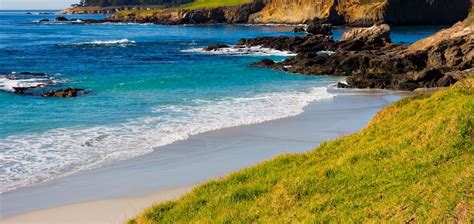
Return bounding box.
[0,86,334,193]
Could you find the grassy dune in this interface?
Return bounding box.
[130,77,473,223]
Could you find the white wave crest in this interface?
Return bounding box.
[66,39,136,47]
[0,74,60,93]
[241,23,307,27]
[0,87,334,193]
[182,45,296,56]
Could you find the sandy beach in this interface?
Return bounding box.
[0,91,402,224]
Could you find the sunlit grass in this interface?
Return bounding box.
[130,77,473,223]
[113,0,251,18]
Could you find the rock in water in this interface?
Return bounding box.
[251,59,275,67]
[237,20,472,91]
[306,23,332,35]
[42,88,85,98]
[204,44,230,51]
[341,24,391,44]
[55,16,68,22]
[337,82,349,88]
[292,27,305,33]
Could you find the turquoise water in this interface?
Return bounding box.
[0,10,441,193]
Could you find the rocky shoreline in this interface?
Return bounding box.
[40,16,472,91]
[44,0,473,91]
[217,21,473,91]
[107,1,265,25]
[63,0,471,27]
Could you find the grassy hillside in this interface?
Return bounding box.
[113,0,251,19]
[130,77,473,223]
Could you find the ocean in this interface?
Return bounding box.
[0,10,442,193]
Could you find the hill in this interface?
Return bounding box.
[252,0,471,25]
[129,76,473,222]
[65,0,471,26]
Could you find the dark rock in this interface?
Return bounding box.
[17,72,49,76]
[292,27,305,33]
[237,35,334,54]
[39,19,50,23]
[251,59,275,67]
[384,0,470,26]
[238,22,471,91]
[2,72,89,97]
[42,88,86,98]
[180,10,211,24]
[12,87,30,94]
[337,82,349,88]
[204,44,230,51]
[55,16,69,21]
[80,19,108,24]
[306,23,332,35]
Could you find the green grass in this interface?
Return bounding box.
[114,0,251,18]
[131,77,474,223]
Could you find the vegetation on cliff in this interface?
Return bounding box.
[77,0,192,7]
[130,77,473,223]
[100,0,471,25]
[177,0,252,9]
[252,0,471,25]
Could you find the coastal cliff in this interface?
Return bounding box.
[61,6,165,14]
[65,0,471,26]
[107,1,264,24]
[252,0,471,25]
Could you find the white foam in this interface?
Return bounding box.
[102,22,154,26]
[0,87,334,193]
[241,23,307,27]
[66,39,136,47]
[317,50,335,55]
[182,45,296,56]
[0,74,59,93]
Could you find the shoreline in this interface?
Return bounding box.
[0,186,194,224]
[0,90,403,223]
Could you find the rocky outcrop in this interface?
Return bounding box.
[66,0,470,26]
[60,6,153,14]
[306,23,332,35]
[204,44,230,51]
[38,16,107,24]
[243,22,473,90]
[341,24,391,44]
[107,1,265,24]
[237,35,334,53]
[251,0,471,26]
[42,88,86,97]
[1,72,89,98]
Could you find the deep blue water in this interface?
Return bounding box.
[0,10,441,193]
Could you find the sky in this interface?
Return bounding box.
[1,0,77,10]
